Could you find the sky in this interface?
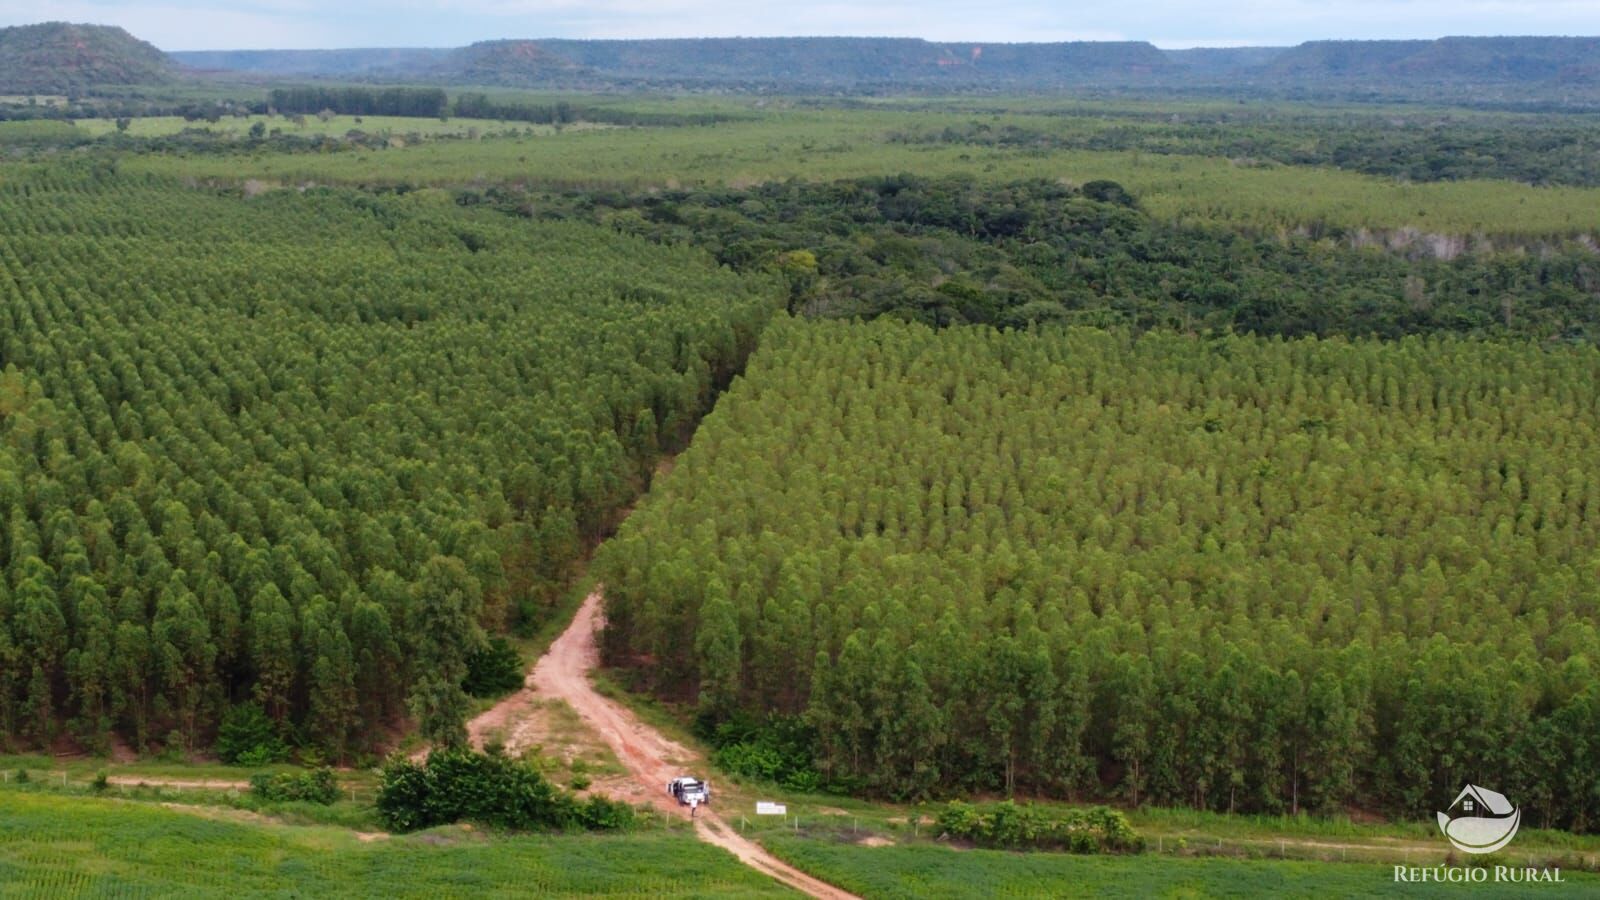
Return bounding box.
[11,0,1600,51]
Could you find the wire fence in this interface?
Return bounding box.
[731,812,1600,875]
[1,768,378,805]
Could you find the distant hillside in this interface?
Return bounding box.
[1164,46,1289,75]
[432,37,1175,87]
[172,48,452,77]
[20,24,1599,103]
[0,22,174,92]
[940,41,1175,79]
[436,40,590,86]
[169,36,1176,87]
[1264,39,1430,79]
[1398,36,1600,81]
[1264,36,1600,83]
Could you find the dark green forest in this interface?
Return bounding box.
[267,87,448,118]
[598,318,1600,830]
[0,167,779,760]
[889,114,1600,187]
[483,176,1600,339]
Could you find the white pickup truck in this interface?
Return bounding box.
[667,776,711,812]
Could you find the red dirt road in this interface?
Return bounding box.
[518,590,859,900]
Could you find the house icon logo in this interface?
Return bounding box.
[1437,784,1521,854]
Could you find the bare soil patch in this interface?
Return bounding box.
[463,589,858,899]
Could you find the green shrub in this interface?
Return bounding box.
[236,746,281,767]
[713,742,785,781]
[1081,179,1136,207]
[377,749,633,833]
[215,703,287,766]
[373,758,432,833]
[936,801,1142,853]
[936,800,982,838]
[705,713,825,794]
[578,795,636,830]
[250,768,339,805]
[464,637,526,697]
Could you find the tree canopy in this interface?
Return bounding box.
[598,317,1600,830]
[0,167,780,759]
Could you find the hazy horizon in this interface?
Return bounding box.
[154,33,1600,54]
[5,1,1599,52]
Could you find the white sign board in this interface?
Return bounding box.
[756,801,788,816]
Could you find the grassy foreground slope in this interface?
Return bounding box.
[0,790,793,898]
[762,836,1600,899]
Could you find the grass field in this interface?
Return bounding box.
[761,836,1600,899]
[114,106,1600,237]
[589,664,1600,875]
[0,790,794,898]
[0,754,344,783]
[74,113,550,139]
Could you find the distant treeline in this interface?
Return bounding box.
[0,98,267,123]
[0,88,737,130]
[891,117,1600,188]
[258,87,732,126]
[474,175,1600,342]
[451,93,738,127]
[268,86,448,118]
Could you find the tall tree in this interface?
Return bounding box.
[406,556,482,748]
[248,584,296,724]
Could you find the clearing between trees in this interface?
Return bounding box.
[463,589,858,900]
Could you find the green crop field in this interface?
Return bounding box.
[761,836,1600,899]
[115,106,1600,237]
[0,120,92,144]
[73,114,533,139]
[0,790,793,897]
